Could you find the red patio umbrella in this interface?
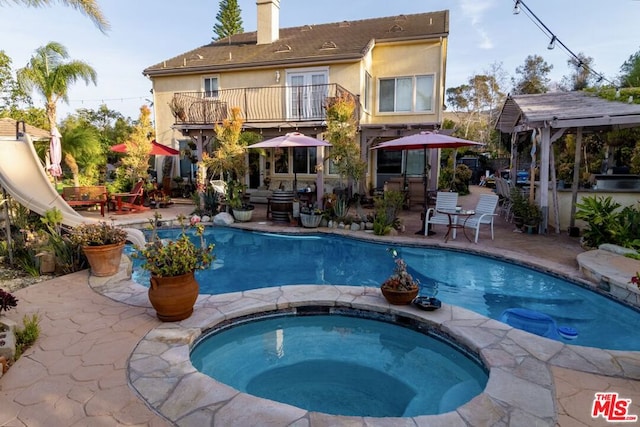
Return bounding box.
[111,140,180,156]
[372,131,484,233]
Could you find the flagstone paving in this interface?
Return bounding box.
[1,187,639,426]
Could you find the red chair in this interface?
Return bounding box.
[112,181,149,214]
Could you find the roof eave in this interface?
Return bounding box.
[143,54,364,77]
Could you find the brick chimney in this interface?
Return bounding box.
[256,0,280,45]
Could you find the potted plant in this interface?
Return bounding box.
[380,249,419,305]
[299,206,324,228]
[523,201,542,234]
[509,187,528,229]
[134,214,214,322]
[70,221,128,277]
[227,181,254,222]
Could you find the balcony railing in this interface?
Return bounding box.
[169,83,357,125]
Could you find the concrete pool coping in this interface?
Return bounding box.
[90,231,640,427]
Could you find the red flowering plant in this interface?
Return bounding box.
[0,289,18,314]
[630,272,640,289]
[381,248,419,292]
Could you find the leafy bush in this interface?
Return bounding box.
[14,314,40,360]
[372,190,404,235]
[575,196,639,248]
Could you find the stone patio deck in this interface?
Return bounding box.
[1,186,639,426]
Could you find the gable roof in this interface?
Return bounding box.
[144,10,449,77]
[496,91,640,133]
[0,117,50,140]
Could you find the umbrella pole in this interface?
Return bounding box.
[450,148,458,191]
[417,147,435,235]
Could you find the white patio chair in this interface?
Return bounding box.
[465,194,499,243]
[495,177,512,220]
[424,192,459,237]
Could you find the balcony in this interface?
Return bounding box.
[169,83,357,126]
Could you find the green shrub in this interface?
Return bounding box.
[14,314,40,360]
[575,196,639,248]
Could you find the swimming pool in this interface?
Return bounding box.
[129,227,640,351]
[191,311,488,417]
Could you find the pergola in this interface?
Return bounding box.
[495,91,640,233]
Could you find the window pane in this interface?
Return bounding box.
[396,78,412,112]
[406,149,426,175]
[364,72,371,111]
[416,76,434,111]
[327,148,338,174]
[293,147,307,173]
[293,148,317,173]
[379,79,395,112]
[309,148,317,173]
[274,148,289,173]
[377,150,402,174]
[204,78,218,97]
[310,75,327,118]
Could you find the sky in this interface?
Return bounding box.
[1,0,639,121]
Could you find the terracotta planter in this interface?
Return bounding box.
[82,242,125,277]
[148,271,199,322]
[380,286,419,305]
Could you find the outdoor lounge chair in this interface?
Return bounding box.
[424,192,459,237]
[112,180,148,213]
[464,194,499,243]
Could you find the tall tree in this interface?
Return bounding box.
[75,104,134,153]
[560,53,598,91]
[512,55,552,95]
[120,105,154,184]
[446,73,505,142]
[17,41,97,129]
[59,114,104,185]
[1,0,109,33]
[325,93,365,193]
[620,48,640,88]
[0,51,31,115]
[213,0,244,41]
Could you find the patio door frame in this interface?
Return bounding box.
[286,67,329,120]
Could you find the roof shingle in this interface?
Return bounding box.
[144,10,449,76]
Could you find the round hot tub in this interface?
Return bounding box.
[190,308,488,417]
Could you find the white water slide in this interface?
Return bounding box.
[0,135,144,246]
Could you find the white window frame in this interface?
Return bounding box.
[285,67,329,120]
[378,74,434,114]
[364,71,372,113]
[202,76,219,98]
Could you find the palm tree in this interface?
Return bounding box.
[1,0,109,33]
[17,41,97,129]
[18,42,98,185]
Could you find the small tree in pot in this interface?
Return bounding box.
[134,214,214,321]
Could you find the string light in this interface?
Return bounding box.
[66,95,149,106]
[512,0,616,87]
[547,36,556,50]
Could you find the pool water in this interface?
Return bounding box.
[190,313,488,417]
[129,228,640,351]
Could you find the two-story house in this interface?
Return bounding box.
[143,0,449,198]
